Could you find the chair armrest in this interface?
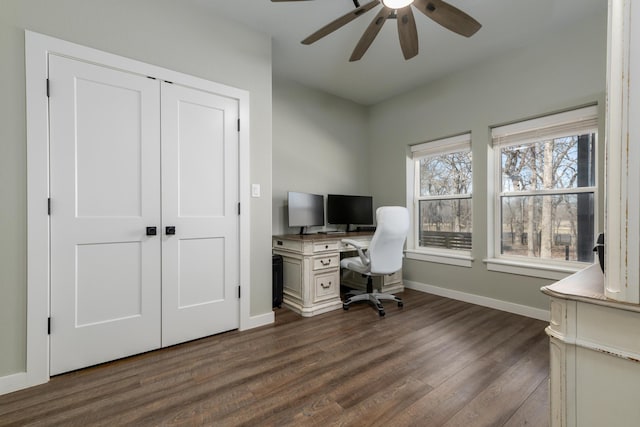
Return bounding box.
[342,239,369,266]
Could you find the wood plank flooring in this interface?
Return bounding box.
[0,289,550,426]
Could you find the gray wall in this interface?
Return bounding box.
[0,0,273,377]
[368,10,607,310]
[272,76,370,235]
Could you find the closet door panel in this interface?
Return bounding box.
[74,77,143,217]
[177,237,225,306]
[161,82,240,347]
[177,101,225,217]
[49,55,161,375]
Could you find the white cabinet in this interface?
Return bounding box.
[272,232,403,317]
[542,265,640,426]
[273,235,342,317]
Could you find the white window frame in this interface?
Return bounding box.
[406,133,473,268]
[486,105,599,280]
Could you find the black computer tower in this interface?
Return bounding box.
[272,254,283,308]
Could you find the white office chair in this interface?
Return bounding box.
[340,206,409,316]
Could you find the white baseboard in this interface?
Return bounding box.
[241,310,274,331]
[404,280,550,321]
[0,371,48,396]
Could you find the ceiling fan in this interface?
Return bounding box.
[271,0,481,61]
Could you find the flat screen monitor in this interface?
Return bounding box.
[287,191,325,234]
[327,194,373,230]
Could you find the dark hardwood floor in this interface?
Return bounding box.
[0,289,550,426]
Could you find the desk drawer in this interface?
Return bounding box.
[385,270,402,284]
[313,254,339,270]
[339,239,369,252]
[313,271,339,302]
[313,241,340,253]
[273,238,303,253]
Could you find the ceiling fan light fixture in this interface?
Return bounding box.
[382,0,413,9]
[290,0,481,61]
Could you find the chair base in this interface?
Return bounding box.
[342,289,403,317]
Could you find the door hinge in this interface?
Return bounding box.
[237,118,240,132]
[46,79,50,98]
[238,285,241,299]
[238,202,241,215]
[47,317,51,335]
[47,198,51,215]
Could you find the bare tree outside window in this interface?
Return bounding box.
[499,134,596,262]
[417,148,472,251]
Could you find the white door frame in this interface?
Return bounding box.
[19,30,252,392]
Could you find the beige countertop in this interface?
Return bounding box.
[541,263,640,313]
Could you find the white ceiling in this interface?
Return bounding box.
[201,0,606,105]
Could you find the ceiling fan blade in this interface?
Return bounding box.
[302,0,380,45]
[350,6,393,61]
[397,6,418,60]
[413,0,481,37]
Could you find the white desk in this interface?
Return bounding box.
[272,232,403,317]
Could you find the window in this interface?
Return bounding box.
[491,106,597,270]
[407,133,472,265]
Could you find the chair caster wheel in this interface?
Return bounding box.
[379,310,385,317]
[398,301,404,308]
[343,305,349,310]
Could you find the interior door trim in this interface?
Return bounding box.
[18,30,255,395]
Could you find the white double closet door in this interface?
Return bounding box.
[49,55,239,375]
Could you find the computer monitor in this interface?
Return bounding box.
[287,191,325,234]
[327,194,373,231]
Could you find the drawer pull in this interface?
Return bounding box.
[325,245,329,249]
[321,281,332,289]
[320,259,332,266]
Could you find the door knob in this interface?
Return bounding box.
[146,226,157,236]
[166,226,176,235]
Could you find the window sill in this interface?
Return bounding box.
[484,258,586,280]
[405,249,473,268]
